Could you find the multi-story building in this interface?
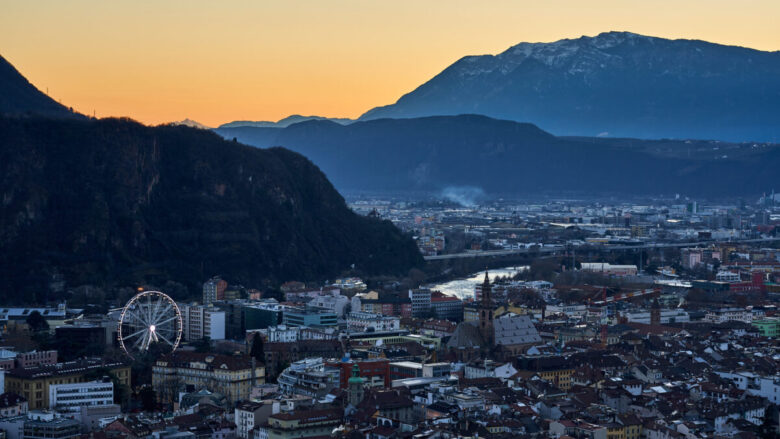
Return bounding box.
[0,392,28,418]
[326,359,390,389]
[715,271,741,283]
[242,302,287,333]
[264,408,342,439]
[152,352,264,405]
[515,356,575,391]
[346,312,400,333]
[203,277,228,305]
[409,289,431,317]
[705,308,753,324]
[752,318,779,338]
[179,304,226,341]
[624,309,690,325]
[48,379,113,412]
[356,296,412,318]
[277,357,340,398]
[235,401,267,439]
[4,359,130,410]
[581,263,638,276]
[253,325,338,344]
[23,415,80,439]
[430,293,463,321]
[282,307,337,327]
[14,351,58,370]
[307,293,349,318]
[0,350,58,372]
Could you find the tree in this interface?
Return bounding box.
[264,287,284,302]
[250,334,264,363]
[193,336,211,353]
[26,311,49,332]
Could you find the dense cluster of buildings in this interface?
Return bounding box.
[0,196,776,438]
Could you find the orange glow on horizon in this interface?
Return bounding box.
[2,1,779,127]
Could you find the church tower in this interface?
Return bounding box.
[347,363,365,407]
[650,298,661,326]
[478,270,494,347]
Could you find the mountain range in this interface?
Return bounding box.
[220,115,353,129]
[0,55,422,301]
[360,32,780,142]
[216,115,780,197]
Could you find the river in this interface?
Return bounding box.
[426,266,529,300]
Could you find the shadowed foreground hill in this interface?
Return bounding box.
[0,116,422,301]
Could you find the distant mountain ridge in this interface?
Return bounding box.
[216,114,780,197]
[360,32,780,142]
[220,114,353,129]
[0,55,83,119]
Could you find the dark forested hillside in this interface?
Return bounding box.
[0,116,422,302]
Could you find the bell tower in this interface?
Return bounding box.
[348,363,365,406]
[478,270,494,347]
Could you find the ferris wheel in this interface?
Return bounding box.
[118,290,182,359]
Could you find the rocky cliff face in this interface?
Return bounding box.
[0,116,422,301]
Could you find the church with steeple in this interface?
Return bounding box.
[445,269,542,361]
[477,270,494,347]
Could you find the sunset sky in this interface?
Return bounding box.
[2,1,778,127]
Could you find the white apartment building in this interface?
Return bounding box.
[715,271,741,283]
[347,312,400,333]
[705,308,753,324]
[256,325,337,343]
[715,371,780,404]
[409,289,431,317]
[49,380,114,412]
[546,304,587,318]
[624,309,690,325]
[308,293,350,318]
[180,304,226,341]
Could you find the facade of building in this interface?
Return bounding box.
[203,277,228,305]
[430,294,463,321]
[254,325,337,344]
[282,307,337,327]
[23,417,80,439]
[235,401,266,439]
[14,351,57,370]
[326,359,390,389]
[277,357,340,398]
[152,352,265,405]
[705,308,753,324]
[409,289,432,317]
[48,379,113,412]
[180,304,226,341]
[624,309,690,325]
[752,318,779,338]
[264,408,341,439]
[4,360,129,410]
[307,294,349,318]
[581,263,638,276]
[346,312,400,333]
